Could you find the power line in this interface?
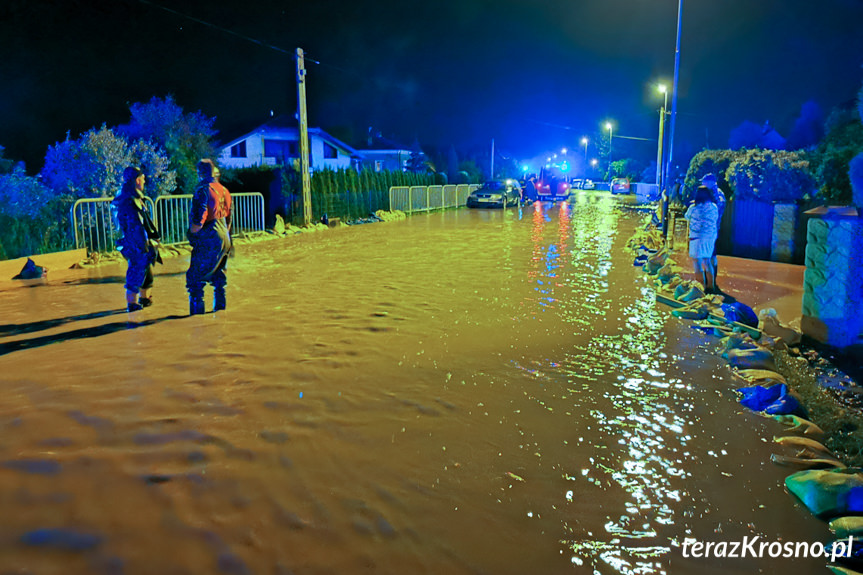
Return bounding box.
[134,0,359,75]
[135,0,293,56]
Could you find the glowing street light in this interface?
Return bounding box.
[561,147,568,155]
[581,137,588,162]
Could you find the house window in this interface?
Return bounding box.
[374,160,383,172]
[323,142,338,159]
[264,139,299,162]
[230,141,247,158]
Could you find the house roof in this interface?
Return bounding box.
[217,115,362,158]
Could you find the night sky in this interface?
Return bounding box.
[2,0,862,173]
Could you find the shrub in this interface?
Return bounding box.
[682,149,741,202]
[811,107,863,204]
[726,149,815,203]
[850,152,863,208]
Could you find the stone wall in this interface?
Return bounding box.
[801,211,863,348]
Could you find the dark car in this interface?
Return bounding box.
[466,180,522,208]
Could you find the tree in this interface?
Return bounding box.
[850,153,863,207]
[447,145,459,183]
[810,107,863,204]
[726,149,815,203]
[0,145,16,175]
[118,95,216,193]
[40,125,174,199]
[787,100,825,150]
[405,140,428,173]
[457,160,483,184]
[851,83,863,207]
[609,158,645,182]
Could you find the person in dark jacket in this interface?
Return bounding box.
[112,166,161,312]
[186,159,233,315]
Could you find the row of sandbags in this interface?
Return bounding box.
[627,220,863,573]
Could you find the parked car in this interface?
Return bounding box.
[582,179,596,190]
[571,178,585,189]
[466,179,522,208]
[611,177,631,194]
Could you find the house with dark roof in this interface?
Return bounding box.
[216,115,362,171]
[354,130,414,172]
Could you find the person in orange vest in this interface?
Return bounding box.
[186,159,232,315]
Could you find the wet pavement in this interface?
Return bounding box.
[0,195,834,574]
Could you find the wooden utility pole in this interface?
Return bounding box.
[655,103,665,188]
[296,48,312,227]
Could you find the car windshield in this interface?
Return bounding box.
[481,182,505,190]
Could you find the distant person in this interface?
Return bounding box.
[112,166,161,312]
[684,185,719,294]
[700,173,726,290]
[186,159,233,315]
[662,179,682,238]
[523,175,538,203]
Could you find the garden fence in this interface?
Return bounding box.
[388,184,478,214]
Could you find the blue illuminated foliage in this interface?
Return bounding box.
[40,126,174,199]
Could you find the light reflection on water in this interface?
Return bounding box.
[0,194,829,574]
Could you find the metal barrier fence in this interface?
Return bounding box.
[388,184,478,214]
[70,193,265,253]
[71,197,156,253]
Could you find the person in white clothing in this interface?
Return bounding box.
[685,185,719,294]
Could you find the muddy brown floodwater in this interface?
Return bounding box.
[0,195,832,574]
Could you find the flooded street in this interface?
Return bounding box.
[0,195,830,574]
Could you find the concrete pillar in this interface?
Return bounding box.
[801,207,863,348]
[771,203,797,263]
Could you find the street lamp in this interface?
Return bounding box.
[656,84,668,188]
[666,0,683,190]
[581,137,588,171]
[605,122,614,176]
[590,158,598,176]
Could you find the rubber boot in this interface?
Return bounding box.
[701,270,713,294]
[704,270,716,295]
[189,296,205,316]
[214,287,226,312]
